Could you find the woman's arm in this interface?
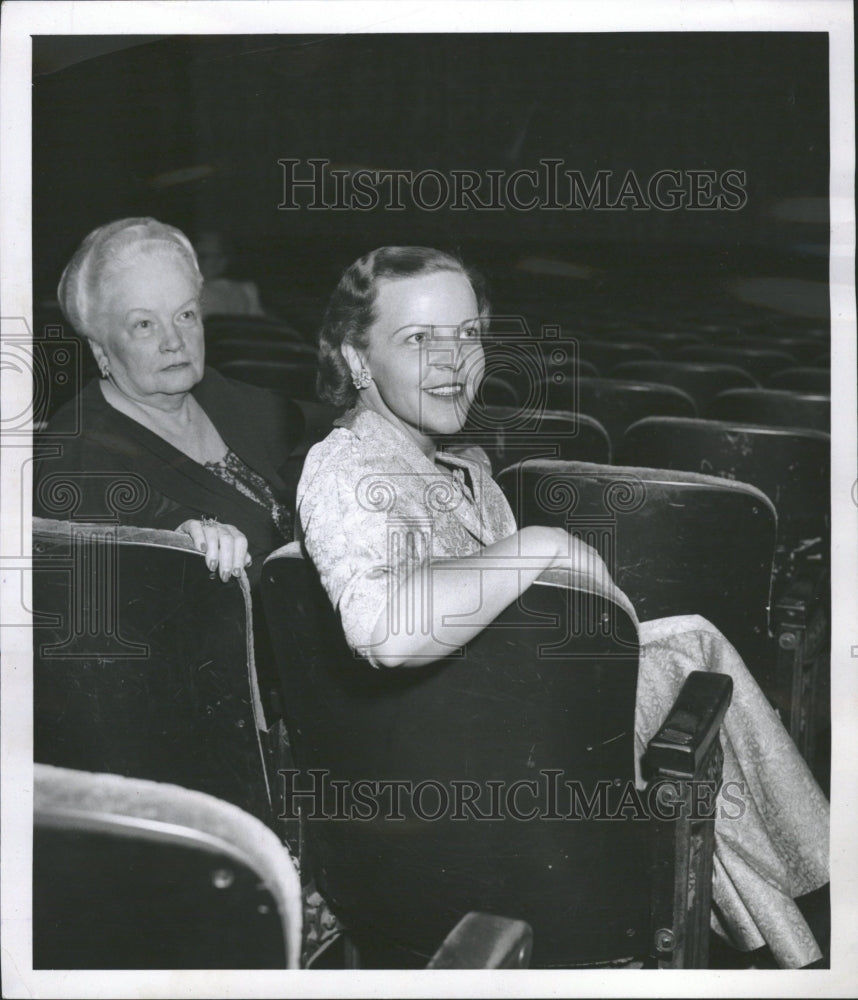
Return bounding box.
[370,525,610,668]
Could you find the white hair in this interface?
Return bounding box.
[57,217,203,341]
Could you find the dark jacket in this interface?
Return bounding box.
[34,368,304,579]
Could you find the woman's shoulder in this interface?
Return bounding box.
[299,424,376,489]
[297,416,416,507]
[43,378,108,434]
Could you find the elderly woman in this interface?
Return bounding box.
[296,246,829,968]
[35,218,302,583]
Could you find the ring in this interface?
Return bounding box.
[201,516,219,528]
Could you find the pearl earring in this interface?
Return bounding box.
[351,367,372,390]
[99,361,110,379]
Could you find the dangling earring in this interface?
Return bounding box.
[351,367,372,390]
[99,360,110,379]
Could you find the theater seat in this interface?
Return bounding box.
[474,371,520,408]
[207,336,316,365]
[482,348,598,409]
[496,459,777,695]
[216,358,318,399]
[708,388,829,433]
[721,334,825,366]
[616,417,829,767]
[618,417,829,559]
[262,545,732,969]
[444,404,611,470]
[32,519,274,825]
[203,313,308,346]
[34,765,303,969]
[34,765,527,971]
[543,377,697,455]
[578,340,660,373]
[605,330,704,353]
[766,367,830,394]
[611,362,757,413]
[675,346,796,382]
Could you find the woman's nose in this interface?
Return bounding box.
[429,334,474,370]
[162,321,185,351]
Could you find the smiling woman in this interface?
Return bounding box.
[296,245,830,968]
[34,218,303,584]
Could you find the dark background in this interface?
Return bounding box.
[32,32,829,332]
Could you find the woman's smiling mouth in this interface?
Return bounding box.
[423,383,466,398]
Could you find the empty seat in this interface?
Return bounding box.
[620,417,830,772]
[482,342,598,410]
[606,331,704,353]
[767,367,830,393]
[497,460,777,690]
[446,405,611,470]
[34,764,302,969]
[618,417,830,560]
[611,362,757,413]
[578,340,659,373]
[721,334,826,365]
[675,346,796,382]
[33,519,274,824]
[263,547,731,968]
[708,388,829,433]
[542,377,697,454]
[475,371,520,408]
[207,336,316,365]
[204,313,308,345]
[216,358,318,400]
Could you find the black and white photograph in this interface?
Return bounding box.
[1,1,855,995]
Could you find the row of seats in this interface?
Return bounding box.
[211,357,828,434]
[32,516,732,968]
[35,764,530,969]
[27,303,829,424]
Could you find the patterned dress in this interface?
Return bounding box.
[297,404,829,967]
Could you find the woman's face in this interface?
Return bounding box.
[357,270,485,453]
[93,252,205,406]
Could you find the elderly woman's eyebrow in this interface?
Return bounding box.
[125,298,198,314]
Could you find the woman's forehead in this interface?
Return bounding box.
[373,270,478,330]
[101,252,199,308]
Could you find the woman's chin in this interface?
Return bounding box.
[155,364,202,392]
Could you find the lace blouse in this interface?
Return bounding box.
[205,448,292,543]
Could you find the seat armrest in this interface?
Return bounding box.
[643,671,733,968]
[772,562,829,631]
[426,912,533,969]
[643,671,733,780]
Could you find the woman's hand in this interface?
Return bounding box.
[177,519,252,582]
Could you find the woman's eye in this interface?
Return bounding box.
[179,309,197,321]
[133,319,152,331]
[462,325,481,340]
[407,331,426,345]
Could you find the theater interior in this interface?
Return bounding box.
[28,30,836,972]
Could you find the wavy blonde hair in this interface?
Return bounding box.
[316,246,489,408]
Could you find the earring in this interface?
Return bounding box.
[351,367,372,390]
[98,361,110,379]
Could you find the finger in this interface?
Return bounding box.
[182,519,207,553]
[216,530,236,582]
[230,531,249,577]
[202,524,221,572]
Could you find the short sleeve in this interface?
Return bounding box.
[297,440,429,664]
